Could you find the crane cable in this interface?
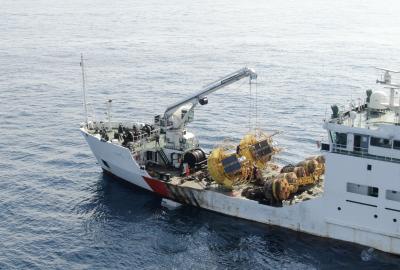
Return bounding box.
[249,78,252,131]
[255,78,258,130]
[248,77,258,131]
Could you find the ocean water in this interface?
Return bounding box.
[1,0,400,269]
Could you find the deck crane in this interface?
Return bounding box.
[153,67,257,168]
[157,67,257,146]
[162,67,257,130]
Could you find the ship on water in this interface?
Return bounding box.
[79,56,400,255]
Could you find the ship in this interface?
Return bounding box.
[79,56,400,255]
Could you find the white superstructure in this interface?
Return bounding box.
[80,63,400,255]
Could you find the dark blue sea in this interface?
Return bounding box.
[2,0,400,269]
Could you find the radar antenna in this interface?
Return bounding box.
[375,67,400,85]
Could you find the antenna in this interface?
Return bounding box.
[80,54,89,124]
[376,67,400,110]
[375,67,400,73]
[107,99,113,130]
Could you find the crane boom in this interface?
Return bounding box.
[163,67,257,120]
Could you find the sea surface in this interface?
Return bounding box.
[1,0,400,269]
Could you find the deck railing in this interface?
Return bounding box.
[328,143,400,164]
[127,129,160,154]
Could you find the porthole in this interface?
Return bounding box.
[394,219,397,223]
[337,207,341,211]
[374,214,378,219]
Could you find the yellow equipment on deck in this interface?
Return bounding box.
[238,131,276,170]
[207,147,252,188]
[268,156,326,201]
[207,131,278,188]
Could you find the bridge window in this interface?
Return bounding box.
[331,132,347,148]
[370,137,392,148]
[347,182,379,197]
[321,143,330,151]
[146,151,158,162]
[393,140,400,150]
[386,190,400,202]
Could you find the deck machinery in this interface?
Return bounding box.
[88,67,259,176]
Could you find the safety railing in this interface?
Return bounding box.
[132,128,159,142]
[128,129,160,153]
[330,143,400,164]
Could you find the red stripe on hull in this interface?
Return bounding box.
[143,176,171,198]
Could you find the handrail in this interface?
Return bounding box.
[132,128,160,142]
[330,143,400,164]
[128,128,160,153]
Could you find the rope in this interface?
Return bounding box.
[248,78,259,131]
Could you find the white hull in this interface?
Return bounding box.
[81,128,400,255]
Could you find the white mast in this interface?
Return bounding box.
[376,67,400,124]
[80,54,89,124]
[107,99,112,130]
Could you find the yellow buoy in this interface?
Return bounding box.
[238,131,276,170]
[207,130,279,189]
[207,147,252,189]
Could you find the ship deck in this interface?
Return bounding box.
[329,104,399,129]
[146,163,324,206]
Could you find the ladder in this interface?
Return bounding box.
[158,148,170,166]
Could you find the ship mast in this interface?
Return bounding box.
[376,67,400,124]
[80,54,89,124]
